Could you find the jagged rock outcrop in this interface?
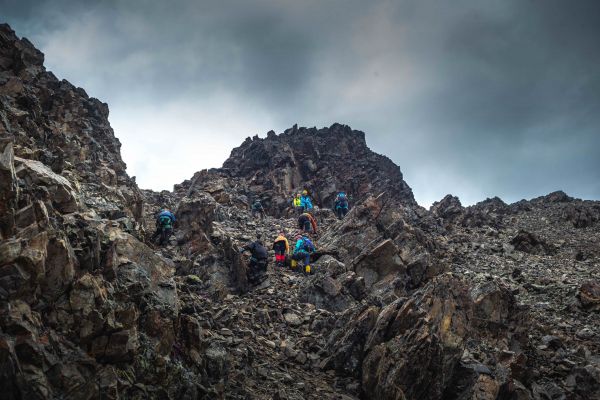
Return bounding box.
[431,194,464,224]
[318,192,443,298]
[0,24,181,398]
[322,275,531,399]
[0,23,143,223]
[220,123,417,216]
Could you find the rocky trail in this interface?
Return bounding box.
[1,23,599,399]
[150,204,360,399]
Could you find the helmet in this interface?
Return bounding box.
[302,190,308,195]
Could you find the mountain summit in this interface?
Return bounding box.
[221,123,416,214]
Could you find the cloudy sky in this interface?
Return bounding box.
[3,0,599,206]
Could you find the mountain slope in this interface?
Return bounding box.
[1,23,599,400]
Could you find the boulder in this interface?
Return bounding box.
[353,239,404,288]
[15,157,79,214]
[509,230,556,256]
[361,275,472,399]
[578,281,600,311]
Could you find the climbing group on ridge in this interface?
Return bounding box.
[150,189,350,289]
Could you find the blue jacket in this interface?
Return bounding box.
[157,210,176,223]
[294,237,315,254]
[335,197,348,209]
[300,195,313,210]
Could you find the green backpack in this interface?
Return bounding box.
[159,215,172,228]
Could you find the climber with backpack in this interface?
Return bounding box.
[240,234,269,286]
[152,208,176,245]
[291,234,316,274]
[298,212,318,234]
[251,198,265,220]
[334,191,350,219]
[272,232,289,268]
[300,190,313,212]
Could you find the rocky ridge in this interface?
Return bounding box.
[1,24,599,399]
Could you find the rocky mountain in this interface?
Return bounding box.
[1,24,599,400]
[219,124,417,216]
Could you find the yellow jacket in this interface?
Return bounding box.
[293,197,301,207]
[274,235,290,253]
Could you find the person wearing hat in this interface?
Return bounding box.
[300,190,313,212]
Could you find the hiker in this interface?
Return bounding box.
[272,232,289,268]
[152,208,176,245]
[292,193,302,214]
[298,212,317,234]
[334,191,350,219]
[300,190,313,212]
[239,235,269,286]
[251,199,265,219]
[291,234,316,274]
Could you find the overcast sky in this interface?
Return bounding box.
[2,0,599,206]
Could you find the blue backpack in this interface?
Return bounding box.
[301,237,315,252]
[336,193,348,207]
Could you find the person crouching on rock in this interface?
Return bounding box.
[152,208,176,245]
[298,212,318,235]
[273,232,289,268]
[240,235,269,286]
[291,234,316,274]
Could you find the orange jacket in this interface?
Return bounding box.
[273,235,290,253]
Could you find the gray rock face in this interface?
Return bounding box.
[0,24,178,398]
[15,157,79,213]
[220,123,417,216]
[0,139,17,239]
[0,23,143,221]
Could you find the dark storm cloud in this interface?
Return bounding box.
[2,0,599,205]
